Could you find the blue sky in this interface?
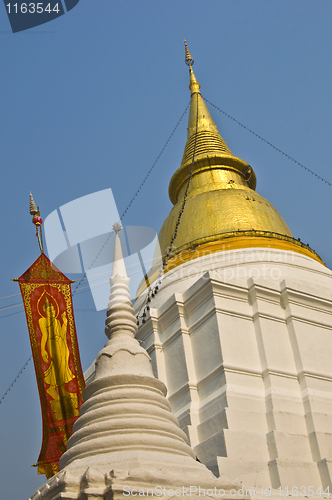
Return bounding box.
[1,1,332,498]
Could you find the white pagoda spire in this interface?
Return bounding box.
[30,224,239,500]
[104,222,137,343]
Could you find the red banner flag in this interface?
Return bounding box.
[18,254,85,478]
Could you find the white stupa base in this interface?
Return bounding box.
[31,449,242,500]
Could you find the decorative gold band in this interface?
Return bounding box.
[136,232,325,299]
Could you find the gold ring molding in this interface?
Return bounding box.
[136,231,324,299]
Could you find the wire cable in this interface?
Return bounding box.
[70,103,190,297]
[203,96,332,187]
[0,356,32,405]
[4,96,329,405]
[0,293,21,301]
[0,303,23,313]
[0,105,190,404]
[136,94,199,324]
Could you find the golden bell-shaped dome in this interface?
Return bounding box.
[136,44,324,297]
[158,59,296,255]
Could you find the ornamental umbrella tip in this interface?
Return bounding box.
[184,39,194,67]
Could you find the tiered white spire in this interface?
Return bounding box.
[31,224,239,500]
[104,222,138,342]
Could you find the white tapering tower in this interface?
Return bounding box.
[30,223,240,500]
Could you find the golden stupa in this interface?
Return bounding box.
[137,43,323,296]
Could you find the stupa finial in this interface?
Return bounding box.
[104,223,137,339]
[184,39,194,67]
[112,221,121,235]
[110,222,127,280]
[184,40,200,95]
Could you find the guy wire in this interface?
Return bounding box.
[137,93,200,325]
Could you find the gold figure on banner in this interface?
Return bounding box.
[38,293,79,421]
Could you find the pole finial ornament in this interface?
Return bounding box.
[184,39,194,67]
[29,192,44,254]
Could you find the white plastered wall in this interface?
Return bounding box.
[135,248,332,489]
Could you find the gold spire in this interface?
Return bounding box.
[135,45,324,296]
[184,40,200,95]
[163,46,324,262]
[170,41,256,205]
[188,64,201,95]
